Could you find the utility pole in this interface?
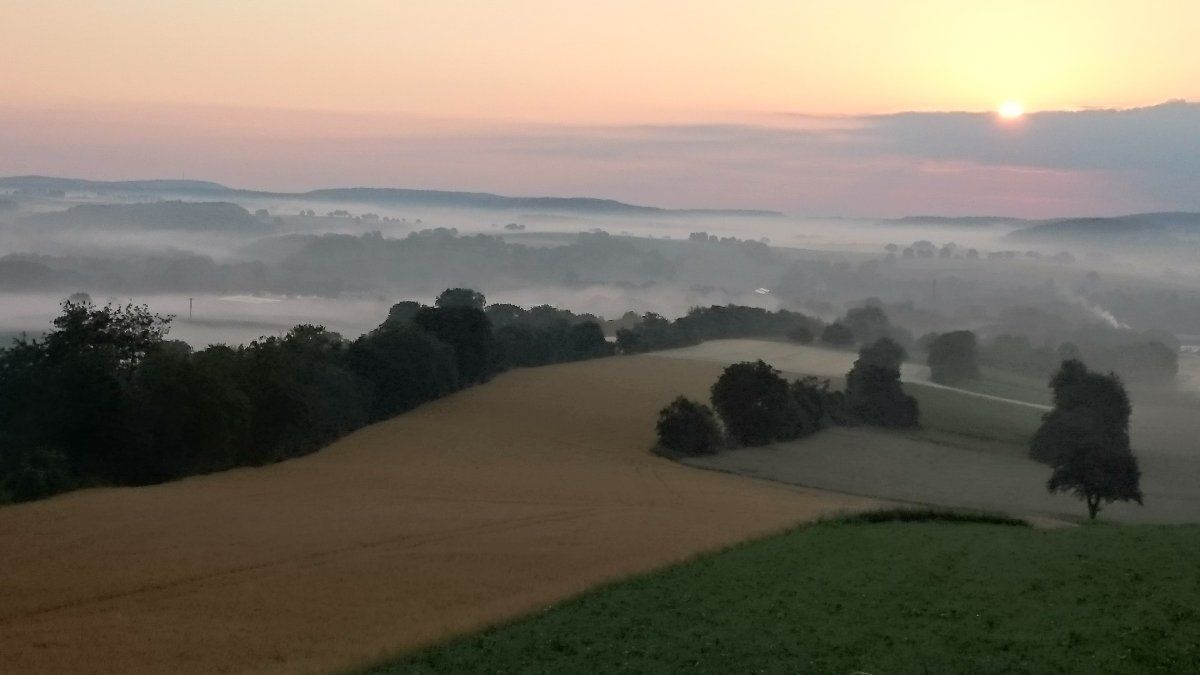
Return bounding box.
[189,297,193,321]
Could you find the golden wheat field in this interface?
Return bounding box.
[0,355,884,675]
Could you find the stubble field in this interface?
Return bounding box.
[0,355,882,675]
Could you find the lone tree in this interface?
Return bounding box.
[844,338,919,428]
[926,330,980,385]
[710,360,799,446]
[655,397,723,456]
[1032,359,1143,519]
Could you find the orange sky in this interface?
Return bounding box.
[2,2,1198,216]
[4,0,1197,123]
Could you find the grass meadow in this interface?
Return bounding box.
[906,381,1044,450]
[363,514,1200,674]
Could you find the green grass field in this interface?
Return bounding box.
[906,381,1044,450]
[959,366,1054,406]
[362,515,1200,674]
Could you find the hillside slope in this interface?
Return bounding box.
[0,355,880,675]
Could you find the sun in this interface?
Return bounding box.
[998,101,1025,119]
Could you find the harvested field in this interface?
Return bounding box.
[0,356,884,675]
[683,426,1199,524]
[662,339,1200,525]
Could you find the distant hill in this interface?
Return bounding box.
[0,175,781,218]
[884,215,1032,228]
[23,201,261,232]
[1006,212,1200,245]
[298,187,669,215]
[0,175,228,193]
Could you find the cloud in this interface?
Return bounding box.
[1,102,1196,217]
[859,100,1200,172]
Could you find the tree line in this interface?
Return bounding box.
[655,337,920,456]
[0,288,612,503]
[616,303,914,355]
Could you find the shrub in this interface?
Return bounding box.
[655,397,723,456]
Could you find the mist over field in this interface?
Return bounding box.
[6,177,1200,353]
[7,2,1200,671]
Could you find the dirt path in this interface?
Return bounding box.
[0,356,884,675]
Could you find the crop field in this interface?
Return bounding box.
[0,355,884,675]
[685,426,1147,522]
[364,516,1200,674]
[659,339,1200,524]
[905,381,1043,450]
[958,365,1054,405]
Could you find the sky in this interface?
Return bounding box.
[2,0,1199,216]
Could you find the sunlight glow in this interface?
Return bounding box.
[998,101,1026,119]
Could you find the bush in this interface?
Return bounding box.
[0,442,73,502]
[655,397,723,456]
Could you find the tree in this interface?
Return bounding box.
[435,287,486,310]
[44,300,171,364]
[484,303,528,328]
[843,305,891,344]
[787,325,814,344]
[1048,441,1143,520]
[820,321,854,347]
[347,324,459,420]
[1032,360,1142,519]
[567,321,612,359]
[789,376,843,429]
[122,342,252,482]
[655,397,722,455]
[383,301,422,328]
[413,305,496,383]
[926,330,980,385]
[844,338,918,428]
[710,360,800,446]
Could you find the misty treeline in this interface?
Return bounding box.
[7,206,1200,350]
[0,228,675,294]
[22,201,264,232]
[616,303,909,354]
[929,329,1179,384]
[656,338,919,456]
[0,289,613,503]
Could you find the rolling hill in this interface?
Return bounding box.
[0,175,782,218]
